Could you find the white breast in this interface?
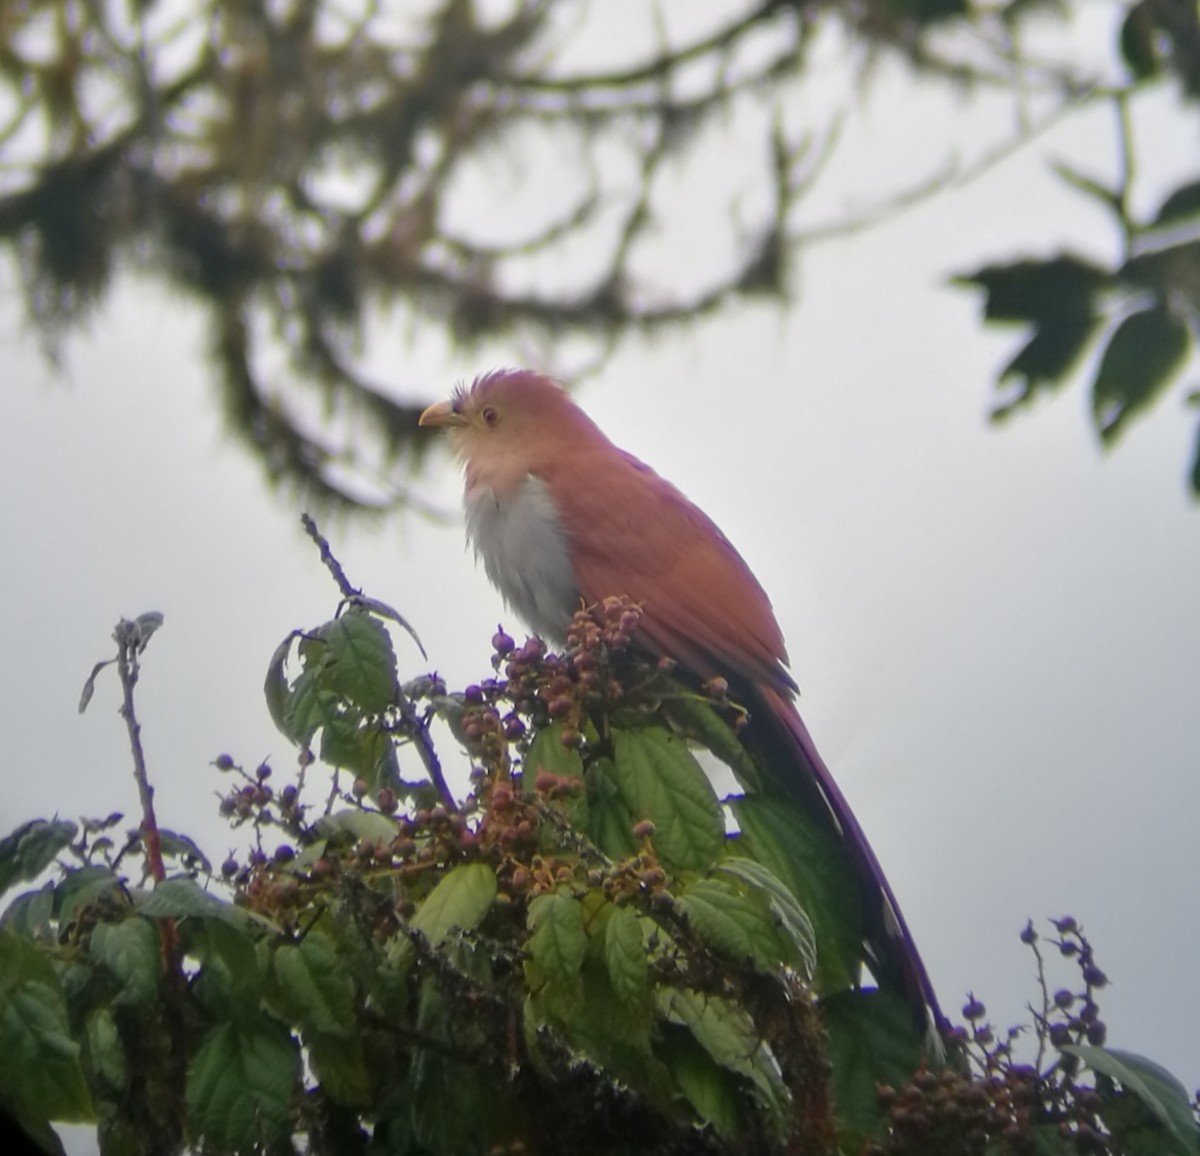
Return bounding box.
[464,476,580,642]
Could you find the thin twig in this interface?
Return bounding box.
[301,513,358,599]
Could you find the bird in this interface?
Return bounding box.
[420,367,944,1039]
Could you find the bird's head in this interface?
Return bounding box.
[419,369,605,488]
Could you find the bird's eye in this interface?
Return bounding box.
[481,406,499,427]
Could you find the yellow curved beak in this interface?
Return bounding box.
[418,399,467,428]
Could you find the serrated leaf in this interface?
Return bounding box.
[324,608,398,714]
[526,892,586,1015]
[186,1020,299,1150]
[313,808,400,847]
[90,918,160,1008]
[319,718,396,788]
[85,1007,125,1090]
[283,671,341,747]
[54,867,122,929]
[603,904,648,1009]
[138,876,246,925]
[609,727,724,872]
[1062,1046,1199,1156]
[717,857,817,979]
[663,689,762,791]
[658,987,788,1135]
[1092,305,1190,445]
[0,931,95,1124]
[411,862,497,948]
[586,758,639,860]
[264,633,296,738]
[156,829,212,874]
[307,1029,371,1106]
[526,723,590,832]
[0,820,78,897]
[822,988,927,1148]
[272,932,355,1037]
[657,1026,742,1140]
[346,595,426,659]
[681,878,788,973]
[192,917,262,1020]
[732,796,861,992]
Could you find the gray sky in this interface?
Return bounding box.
[1,4,1198,1143]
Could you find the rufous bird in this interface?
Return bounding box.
[420,368,943,1036]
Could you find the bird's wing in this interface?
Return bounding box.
[541,449,796,695]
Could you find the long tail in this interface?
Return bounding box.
[750,684,946,1044]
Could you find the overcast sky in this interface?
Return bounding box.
[2,4,1198,1146]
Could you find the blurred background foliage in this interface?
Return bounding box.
[0,0,1197,505]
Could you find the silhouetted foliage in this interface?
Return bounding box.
[0,0,1128,507]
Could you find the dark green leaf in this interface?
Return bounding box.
[609,727,724,872]
[0,820,78,897]
[524,723,589,829]
[1122,240,1200,298]
[85,1007,125,1091]
[89,918,160,1008]
[662,688,762,791]
[955,254,1107,323]
[0,931,95,1125]
[1121,0,1165,80]
[996,315,1100,407]
[53,867,122,930]
[283,671,341,747]
[324,608,398,714]
[186,1020,299,1150]
[307,1029,371,1105]
[732,796,861,992]
[192,916,262,1020]
[657,1026,743,1140]
[272,932,355,1037]
[263,633,296,739]
[138,875,247,925]
[1,883,56,942]
[586,758,639,861]
[1062,1046,1200,1156]
[822,988,927,1147]
[717,857,817,978]
[680,877,788,973]
[156,829,212,874]
[526,892,587,1015]
[319,717,396,787]
[1153,180,1200,227]
[411,862,497,948]
[1092,305,1189,445]
[603,904,648,1010]
[657,987,789,1136]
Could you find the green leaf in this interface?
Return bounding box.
[717,857,817,979]
[526,892,587,1016]
[186,1020,299,1150]
[680,878,788,974]
[306,1029,371,1105]
[272,932,355,1037]
[263,633,296,739]
[586,758,639,861]
[1153,180,1200,228]
[662,688,762,791]
[411,862,497,948]
[955,254,1106,324]
[609,727,724,872]
[1121,0,1165,80]
[283,671,341,747]
[85,1006,126,1090]
[156,829,212,875]
[732,795,862,992]
[192,916,262,1020]
[524,723,589,830]
[54,867,122,929]
[1062,1046,1200,1156]
[0,820,78,897]
[657,1026,743,1140]
[603,904,648,1010]
[323,608,398,714]
[314,807,401,847]
[997,315,1098,398]
[319,716,396,787]
[1,882,56,942]
[1092,305,1190,445]
[89,918,160,1008]
[0,931,95,1125]
[138,875,247,925]
[657,987,789,1135]
[821,988,927,1148]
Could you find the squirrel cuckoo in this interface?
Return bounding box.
[420,368,943,1036]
